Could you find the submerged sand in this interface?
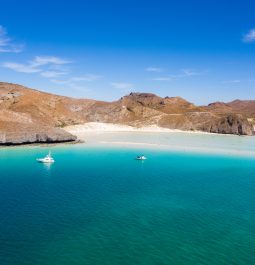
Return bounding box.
[63,122,255,158]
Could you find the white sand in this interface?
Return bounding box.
[64,122,210,135]
[63,123,255,158]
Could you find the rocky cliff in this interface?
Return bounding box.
[0,82,254,145]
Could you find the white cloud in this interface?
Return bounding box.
[243,29,255,42]
[180,69,201,77]
[153,69,203,81]
[152,77,173,81]
[222,80,241,84]
[51,79,90,92]
[33,56,71,66]
[2,62,41,73]
[0,25,24,53]
[145,67,163,73]
[111,82,134,90]
[51,74,102,84]
[50,74,103,91]
[2,56,71,75]
[40,71,67,78]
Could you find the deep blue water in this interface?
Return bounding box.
[0,145,255,265]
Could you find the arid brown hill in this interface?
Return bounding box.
[206,100,255,121]
[0,82,254,144]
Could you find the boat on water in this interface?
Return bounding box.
[36,152,55,163]
[135,155,147,160]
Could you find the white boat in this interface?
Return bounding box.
[135,155,147,160]
[37,152,55,163]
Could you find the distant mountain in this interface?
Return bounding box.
[0,82,254,145]
[206,99,255,117]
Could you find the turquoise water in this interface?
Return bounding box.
[0,142,255,265]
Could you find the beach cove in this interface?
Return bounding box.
[64,122,255,157]
[0,129,255,265]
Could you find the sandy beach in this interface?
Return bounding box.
[64,122,211,135]
[63,122,255,158]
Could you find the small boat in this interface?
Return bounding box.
[37,152,55,163]
[135,155,147,160]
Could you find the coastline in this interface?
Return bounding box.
[63,122,255,158]
[0,139,83,149]
[64,122,215,135]
[1,123,254,158]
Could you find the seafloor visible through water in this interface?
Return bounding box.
[0,132,255,265]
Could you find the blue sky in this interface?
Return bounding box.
[1,0,255,104]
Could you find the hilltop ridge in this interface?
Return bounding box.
[0,82,254,145]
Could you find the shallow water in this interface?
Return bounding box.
[0,133,255,265]
[82,131,255,156]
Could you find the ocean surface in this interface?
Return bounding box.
[0,132,255,265]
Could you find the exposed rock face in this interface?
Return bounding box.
[157,112,254,135]
[198,114,253,135]
[205,99,255,129]
[0,125,77,145]
[0,82,254,145]
[0,82,79,145]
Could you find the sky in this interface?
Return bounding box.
[1,0,255,105]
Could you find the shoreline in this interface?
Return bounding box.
[62,122,255,158]
[0,132,255,158]
[1,123,254,158]
[64,122,228,135]
[0,139,83,149]
[0,122,249,148]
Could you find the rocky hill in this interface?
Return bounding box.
[0,82,254,145]
[206,100,255,125]
[206,100,255,116]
